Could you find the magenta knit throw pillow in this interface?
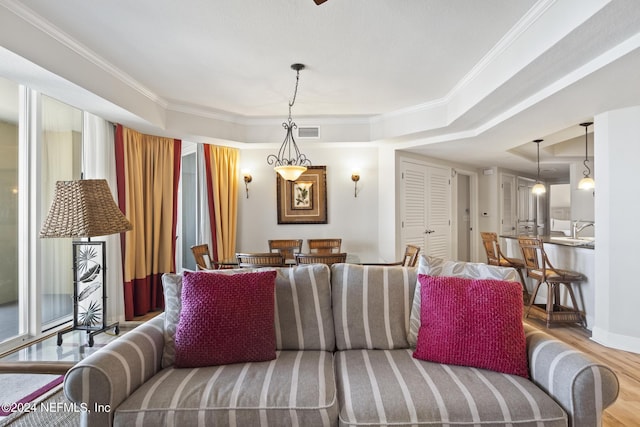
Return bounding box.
[174,270,277,368]
[413,274,529,378]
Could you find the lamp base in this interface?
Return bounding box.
[56,240,120,347]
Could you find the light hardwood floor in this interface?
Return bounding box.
[524,318,640,426]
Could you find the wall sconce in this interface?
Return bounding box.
[242,170,252,199]
[351,171,360,198]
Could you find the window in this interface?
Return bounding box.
[0,85,84,352]
[40,95,83,329]
[0,77,19,343]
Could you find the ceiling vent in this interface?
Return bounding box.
[297,126,320,139]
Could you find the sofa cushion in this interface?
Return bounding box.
[335,349,566,426]
[114,350,338,426]
[161,264,335,367]
[407,255,519,347]
[174,270,277,368]
[331,264,417,350]
[413,275,529,378]
[161,268,264,367]
[273,264,335,352]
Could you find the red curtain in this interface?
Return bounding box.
[203,147,219,261]
[115,124,181,319]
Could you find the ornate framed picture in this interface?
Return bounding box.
[277,166,327,224]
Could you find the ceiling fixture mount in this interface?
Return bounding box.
[313,0,328,4]
[532,139,546,195]
[267,63,312,181]
[578,122,595,190]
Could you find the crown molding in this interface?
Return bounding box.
[0,0,166,108]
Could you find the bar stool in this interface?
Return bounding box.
[518,236,585,328]
[480,232,529,303]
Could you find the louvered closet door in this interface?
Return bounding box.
[400,161,451,259]
[501,173,517,234]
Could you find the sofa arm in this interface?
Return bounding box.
[524,325,619,427]
[64,314,165,427]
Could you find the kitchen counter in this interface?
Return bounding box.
[500,234,595,329]
[501,234,594,249]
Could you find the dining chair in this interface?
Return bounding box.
[307,238,342,254]
[190,244,213,270]
[361,244,420,267]
[401,244,420,267]
[295,252,347,266]
[480,232,528,300]
[235,252,285,268]
[268,239,303,264]
[517,236,585,327]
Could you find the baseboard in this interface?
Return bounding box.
[591,326,640,354]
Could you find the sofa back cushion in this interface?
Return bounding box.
[161,264,334,367]
[331,263,417,350]
[273,264,335,352]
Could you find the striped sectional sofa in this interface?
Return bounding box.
[64,260,618,427]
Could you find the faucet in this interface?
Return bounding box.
[572,220,594,239]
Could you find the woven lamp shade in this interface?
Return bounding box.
[40,179,132,238]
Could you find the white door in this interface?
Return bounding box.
[517,177,536,234]
[401,161,451,259]
[500,173,517,234]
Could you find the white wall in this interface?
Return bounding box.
[477,167,500,259]
[237,144,382,262]
[236,144,491,264]
[592,106,640,354]
[377,145,399,262]
[570,162,595,227]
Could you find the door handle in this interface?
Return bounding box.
[424,229,435,234]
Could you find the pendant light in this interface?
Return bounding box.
[578,122,595,190]
[267,63,312,181]
[531,139,546,195]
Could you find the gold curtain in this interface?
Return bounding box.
[116,125,180,318]
[205,145,239,262]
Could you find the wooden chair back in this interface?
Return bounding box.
[191,244,212,270]
[235,252,285,268]
[480,232,501,266]
[307,238,342,254]
[268,239,303,262]
[517,236,582,281]
[402,244,421,267]
[295,252,347,266]
[517,236,546,279]
[361,244,420,267]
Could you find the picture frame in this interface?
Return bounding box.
[277,166,327,224]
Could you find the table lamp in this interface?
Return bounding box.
[40,179,132,347]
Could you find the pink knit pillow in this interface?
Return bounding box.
[413,274,529,378]
[174,270,277,368]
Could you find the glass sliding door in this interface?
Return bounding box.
[0,77,20,343]
[40,95,82,329]
[181,150,197,271]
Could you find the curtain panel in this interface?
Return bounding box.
[203,145,239,263]
[115,124,181,319]
[83,113,125,323]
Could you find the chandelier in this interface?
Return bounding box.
[267,63,312,181]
